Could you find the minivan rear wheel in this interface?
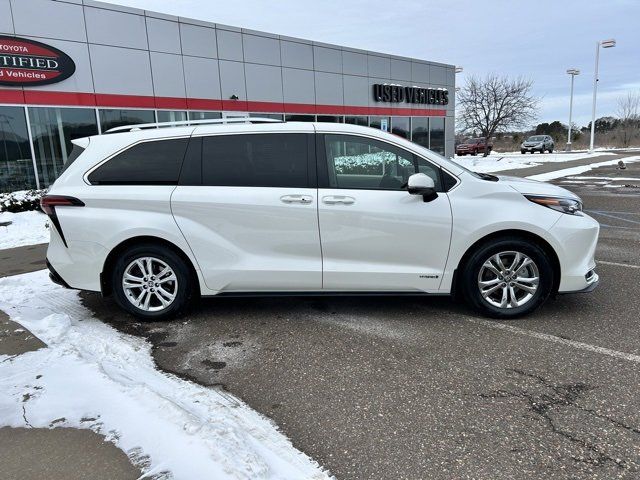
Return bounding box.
[111,244,192,320]
[461,237,554,318]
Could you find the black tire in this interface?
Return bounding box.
[460,237,554,319]
[111,243,193,320]
[549,148,554,153]
[540,148,545,154]
[471,149,477,156]
[521,150,526,154]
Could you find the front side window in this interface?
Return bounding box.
[324,134,416,191]
[88,138,189,185]
[416,157,447,191]
[202,133,309,188]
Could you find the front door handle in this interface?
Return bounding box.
[322,195,355,205]
[280,194,313,204]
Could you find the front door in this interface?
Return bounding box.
[317,133,453,292]
[171,129,322,292]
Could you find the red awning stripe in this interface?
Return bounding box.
[0,88,447,117]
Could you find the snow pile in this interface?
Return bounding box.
[0,210,49,249]
[0,189,45,213]
[454,151,615,174]
[526,156,640,181]
[0,270,331,480]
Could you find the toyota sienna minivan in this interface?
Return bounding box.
[43,119,599,320]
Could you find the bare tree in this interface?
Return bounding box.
[616,91,640,148]
[457,74,538,156]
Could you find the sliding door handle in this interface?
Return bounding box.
[280,194,313,204]
[322,195,355,205]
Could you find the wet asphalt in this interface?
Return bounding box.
[77,152,640,480]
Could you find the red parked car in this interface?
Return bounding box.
[456,137,493,156]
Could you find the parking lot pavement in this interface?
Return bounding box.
[0,427,141,480]
[81,156,640,480]
[0,243,47,278]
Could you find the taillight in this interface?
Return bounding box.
[40,195,85,215]
[40,195,84,247]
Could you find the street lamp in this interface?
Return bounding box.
[455,66,463,74]
[589,39,616,152]
[566,68,580,151]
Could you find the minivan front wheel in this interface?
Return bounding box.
[461,238,554,318]
[112,244,192,320]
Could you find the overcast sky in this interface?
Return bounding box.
[109,0,639,128]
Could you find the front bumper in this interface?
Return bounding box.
[549,212,600,293]
[558,270,599,294]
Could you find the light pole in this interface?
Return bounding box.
[589,39,616,152]
[566,68,580,151]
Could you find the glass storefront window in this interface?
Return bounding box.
[344,116,368,126]
[0,106,36,192]
[411,117,429,148]
[157,110,187,126]
[430,117,445,155]
[369,116,390,132]
[188,111,222,122]
[285,114,315,122]
[99,109,155,133]
[250,113,284,120]
[28,107,99,188]
[317,115,343,123]
[391,117,410,139]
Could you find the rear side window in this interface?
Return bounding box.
[88,138,189,185]
[60,144,85,175]
[202,133,309,187]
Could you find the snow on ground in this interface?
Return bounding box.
[0,270,331,480]
[0,211,49,249]
[453,151,615,174]
[526,156,640,181]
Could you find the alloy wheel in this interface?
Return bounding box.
[122,257,178,312]
[477,251,539,309]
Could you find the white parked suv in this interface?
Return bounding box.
[42,119,599,320]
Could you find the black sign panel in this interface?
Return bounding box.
[373,84,448,106]
[0,35,76,87]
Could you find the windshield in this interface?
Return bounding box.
[464,138,482,143]
[528,136,545,142]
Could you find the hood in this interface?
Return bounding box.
[496,175,580,200]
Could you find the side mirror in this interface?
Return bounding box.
[407,173,437,202]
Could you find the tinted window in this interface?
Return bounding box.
[59,144,85,175]
[414,156,444,191]
[324,134,415,191]
[202,133,309,188]
[88,138,188,185]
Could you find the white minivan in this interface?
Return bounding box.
[42,119,599,320]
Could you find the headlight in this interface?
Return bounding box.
[525,195,583,215]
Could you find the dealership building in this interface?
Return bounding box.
[0,0,456,192]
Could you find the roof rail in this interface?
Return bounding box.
[104,117,284,134]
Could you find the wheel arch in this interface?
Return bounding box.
[451,229,561,298]
[100,235,201,297]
